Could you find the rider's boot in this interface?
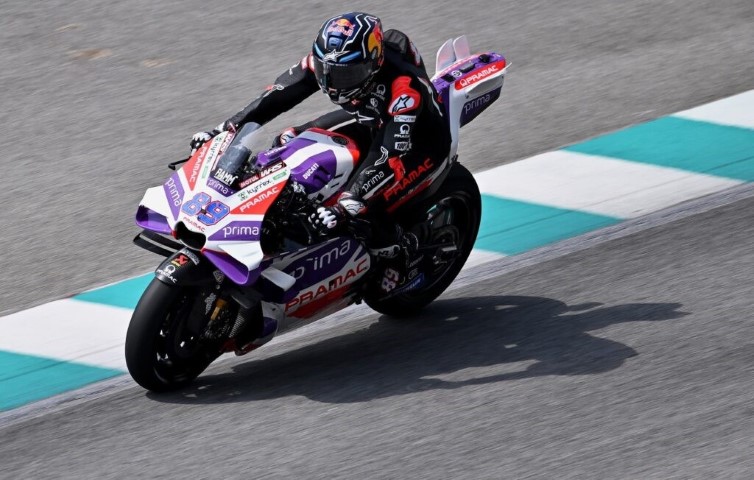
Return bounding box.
[368,224,424,294]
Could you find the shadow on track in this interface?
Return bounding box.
[146,295,689,404]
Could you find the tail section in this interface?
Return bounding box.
[431,36,508,158]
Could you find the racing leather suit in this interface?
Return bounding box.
[224,30,451,245]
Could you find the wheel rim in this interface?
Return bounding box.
[410,191,476,294]
[152,290,207,384]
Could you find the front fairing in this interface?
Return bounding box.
[136,124,291,285]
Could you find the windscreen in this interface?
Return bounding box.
[211,122,268,187]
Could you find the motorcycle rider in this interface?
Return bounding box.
[190,12,451,289]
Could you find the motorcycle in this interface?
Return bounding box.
[125,36,508,392]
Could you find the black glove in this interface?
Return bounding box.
[309,192,368,233]
[310,205,347,232]
[189,121,236,154]
[271,127,299,148]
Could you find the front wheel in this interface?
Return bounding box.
[125,279,222,392]
[365,163,481,317]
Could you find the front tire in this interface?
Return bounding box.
[125,279,221,392]
[365,163,481,317]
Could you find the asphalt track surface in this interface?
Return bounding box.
[1,0,753,478]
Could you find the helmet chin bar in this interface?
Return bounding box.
[327,87,361,104]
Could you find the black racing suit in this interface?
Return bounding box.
[225,30,451,245]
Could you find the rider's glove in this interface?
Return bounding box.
[189,121,236,154]
[309,192,367,233]
[272,127,299,147]
[311,205,346,232]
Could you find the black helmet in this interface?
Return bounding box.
[312,12,384,104]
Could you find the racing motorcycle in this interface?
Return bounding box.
[125,36,508,392]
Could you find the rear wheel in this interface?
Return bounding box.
[365,163,481,317]
[125,279,222,392]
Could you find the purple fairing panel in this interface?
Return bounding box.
[256,136,341,196]
[268,238,363,302]
[289,150,338,194]
[207,220,263,242]
[206,177,237,197]
[260,316,277,338]
[459,87,501,127]
[255,140,302,168]
[162,172,184,219]
[202,250,268,286]
[135,206,172,234]
[431,51,506,118]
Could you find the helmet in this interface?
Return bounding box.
[312,12,384,104]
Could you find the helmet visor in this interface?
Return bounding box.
[313,56,374,91]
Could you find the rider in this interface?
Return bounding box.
[191,12,451,284]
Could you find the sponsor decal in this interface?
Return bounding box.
[455,60,505,90]
[463,93,492,114]
[340,198,366,216]
[182,216,207,232]
[408,254,425,268]
[394,115,416,123]
[367,98,381,115]
[384,158,434,201]
[393,273,424,294]
[208,220,263,241]
[165,177,182,208]
[239,177,274,197]
[219,131,233,153]
[389,94,418,115]
[273,171,287,181]
[389,76,421,116]
[180,249,200,265]
[206,136,222,160]
[235,185,280,214]
[348,110,378,125]
[374,84,387,99]
[156,253,193,283]
[289,240,352,279]
[371,245,400,258]
[213,167,238,186]
[302,163,320,180]
[361,170,386,194]
[394,141,410,151]
[375,146,389,165]
[200,161,212,182]
[156,265,178,283]
[238,162,285,189]
[326,18,355,36]
[170,254,191,267]
[322,50,346,62]
[207,177,233,197]
[394,124,411,139]
[186,146,207,189]
[223,224,260,238]
[286,257,369,312]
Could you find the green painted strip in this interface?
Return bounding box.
[564,117,754,181]
[476,195,620,255]
[73,274,152,310]
[0,351,122,411]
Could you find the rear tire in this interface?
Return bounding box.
[365,163,481,317]
[125,279,221,392]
